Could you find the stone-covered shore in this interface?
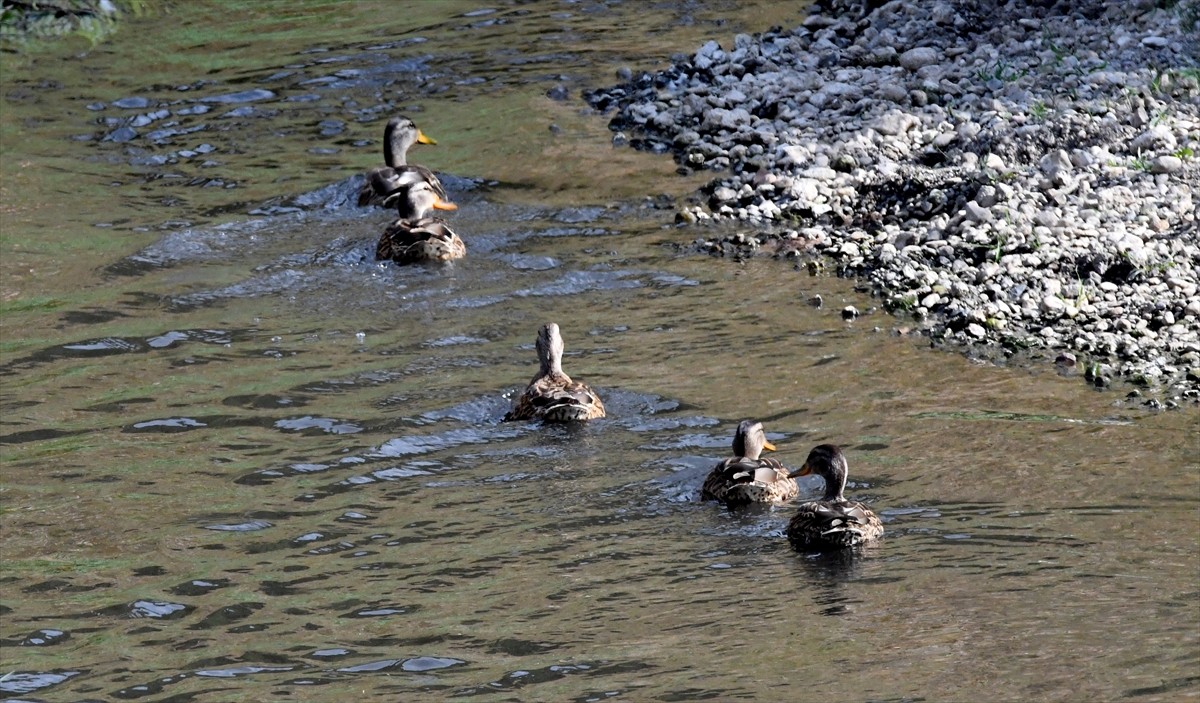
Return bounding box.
[586,0,1200,405]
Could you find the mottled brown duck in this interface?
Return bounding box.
[504,323,605,422]
[358,115,445,207]
[375,181,463,264]
[700,420,798,506]
[786,444,884,551]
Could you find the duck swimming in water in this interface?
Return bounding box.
[700,420,798,506]
[504,323,605,422]
[358,115,446,207]
[786,444,883,551]
[375,181,463,264]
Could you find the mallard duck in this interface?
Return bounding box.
[700,420,799,506]
[358,115,446,207]
[504,323,605,422]
[786,444,883,551]
[375,181,464,264]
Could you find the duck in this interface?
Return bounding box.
[700,420,799,506]
[375,181,464,264]
[786,444,884,551]
[504,323,605,422]
[358,115,446,207]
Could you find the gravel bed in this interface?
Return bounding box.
[585,0,1200,405]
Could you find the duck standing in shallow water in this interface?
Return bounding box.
[375,181,464,264]
[700,420,798,506]
[358,115,446,207]
[504,323,605,422]
[786,444,883,551]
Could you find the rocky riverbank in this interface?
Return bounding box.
[585,0,1200,405]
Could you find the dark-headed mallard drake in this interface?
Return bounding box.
[504,323,605,422]
[358,115,446,207]
[375,181,464,264]
[786,444,883,551]
[700,420,799,506]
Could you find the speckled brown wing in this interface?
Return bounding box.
[376,218,465,265]
[504,376,605,422]
[359,165,447,207]
[786,499,883,550]
[701,457,797,505]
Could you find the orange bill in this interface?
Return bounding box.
[763,439,777,452]
[432,197,458,211]
[787,463,811,479]
[416,129,437,145]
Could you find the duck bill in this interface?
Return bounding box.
[762,439,777,452]
[787,463,811,479]
[416,129,437,146]
[432,197,458,211]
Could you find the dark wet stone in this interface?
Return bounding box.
[546,84,569,100]
[842,305,859,320]
[317,119,344,136]
[169,578,232,596]
[92,600,193,619]
[132,565,167,577]
[488,638,560,656]
[200,88,276,104]
[111,96,150,109]
[103,126,138,142]
[188,602,263,630]
[0,428,88,445]
[85,101,105,110]
[129,110,169,127]
[19,628,70,646]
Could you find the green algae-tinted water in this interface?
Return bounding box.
[2,2,1197,701]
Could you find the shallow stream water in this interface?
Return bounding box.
[2,2,1198,701]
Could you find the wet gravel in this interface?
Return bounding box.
[586,0,1200,404]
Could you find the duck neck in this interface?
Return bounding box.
[821,467,847,502]
[385,141,406,168]
[383,128,408,168]
[540,349,564,378]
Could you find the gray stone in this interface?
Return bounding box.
[1041,295,1066,316]
[1039,149,1073,176]
[873,111,920,136]
[1150,155,1183,173]
[899,47,940,71]
[965,200,993,223]
[877,83,909,104]
[712,186,739,203]
[1131,125,1176,151]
